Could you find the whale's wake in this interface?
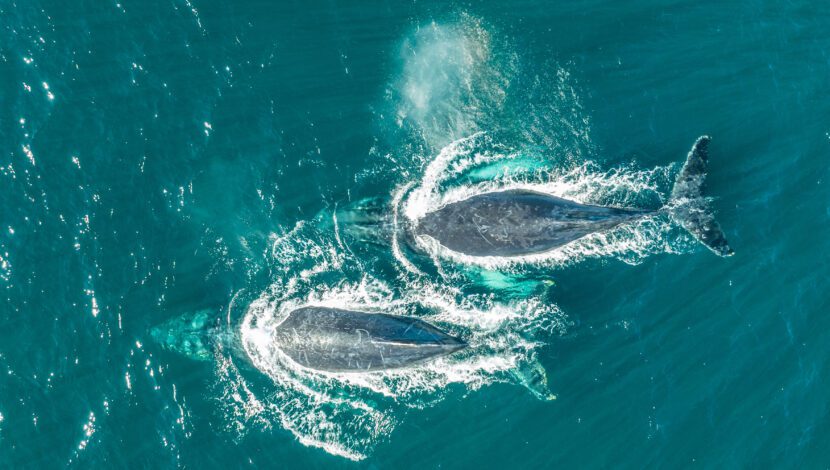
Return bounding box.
[213,218,565,460]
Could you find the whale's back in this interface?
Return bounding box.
[415,189,649,257]
[274,307,466,372]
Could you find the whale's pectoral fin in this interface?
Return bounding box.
[472,268,553,298]
[511,356,556,401]
[668,136,734,257]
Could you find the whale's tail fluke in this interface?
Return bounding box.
[667,136,734,257]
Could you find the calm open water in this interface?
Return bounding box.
[2,1,829,467]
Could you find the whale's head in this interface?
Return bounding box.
[150,309,216,361]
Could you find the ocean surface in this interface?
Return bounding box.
[2,1,829,467]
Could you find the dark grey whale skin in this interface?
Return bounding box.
[415,189,654,257]
[274,307,467,372]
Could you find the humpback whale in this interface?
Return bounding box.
[274,307,467,372]
[413,136,734,257]
[150,307,467,372]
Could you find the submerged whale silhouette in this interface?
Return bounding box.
[413,136,734,257]
[150,307,467,372]
[274,307,467,372]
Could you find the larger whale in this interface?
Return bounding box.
[412,136,734,257]
[151,306,467,372]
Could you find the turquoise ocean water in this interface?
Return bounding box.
[2,1,829,467]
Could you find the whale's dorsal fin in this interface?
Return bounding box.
[668,136,734,257]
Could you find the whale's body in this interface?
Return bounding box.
[416,190,654,257]
[151,307,466,372]
[412,136,733,258]
[274,307,466,372]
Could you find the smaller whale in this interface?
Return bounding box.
[274,307,467,372]
[150,307,467,373]
[413,136,734,257]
